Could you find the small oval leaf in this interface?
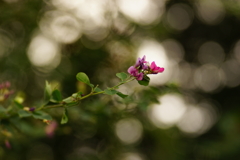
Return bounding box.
[138,75,150,86]
[116,72,128,81]
[104,89,118,95]
[76,72,91,85]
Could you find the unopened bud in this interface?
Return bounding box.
[29,107,35,111]
[5,139,11,149]
[43,119,51,125]
[23,107,30,111]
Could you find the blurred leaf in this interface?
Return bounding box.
[138,75,150,86]
[116,72,128,81]
[0,106,7,118]
[71,93,78,98]
[32,111,52,120]
[0,106,6,113]
[116,92,128,98]
[94,87,102,92]
[63,97,75,104]
[14,101,24,109]
[104,89,118,95]
[44,81,52,104]
[61,109,68,124]
[18,110,32,118]
[51,89,62,102]
[76,72,92,87]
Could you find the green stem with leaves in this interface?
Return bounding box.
[40,75,135,111]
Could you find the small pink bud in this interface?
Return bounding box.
[45,121,58,138]
[5,140,11,149]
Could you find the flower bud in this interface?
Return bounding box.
[23,107,30,111]
[5,139,11,149]
[43,119,51,125]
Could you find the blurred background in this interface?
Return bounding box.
[1,0,240,159]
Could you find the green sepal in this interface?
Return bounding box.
[104,89,118,95]
[116,92,128,98]
[138,75,150,86]
[32,111,52,120]
[18,110,32,118]
[116,72,128,81]
[61,109,68,124]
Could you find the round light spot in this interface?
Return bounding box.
[117,152,144,160]
[195,0,225,25]
[166,4,193,31]
[27,33,61,70]
[162,39,185,63]
[194,64,225,92]
[177,103,217,136]
[117,0,165,25]
[115,118,143,144]
[198,41,225,65]
[148,94,187,129]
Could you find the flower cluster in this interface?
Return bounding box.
[128,55,164,80]
[0,81,14,102]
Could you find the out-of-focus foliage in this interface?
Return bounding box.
[1,0,240,160]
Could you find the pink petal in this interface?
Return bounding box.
[128,66,136,74]
[136,73,144,80]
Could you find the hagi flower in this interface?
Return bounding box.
[5,139,11,149]
[134,55,148,70]
[128,66,144,80]
[127,55,164,81]
[0,81,14,102]
[45,120,58,138]
[149,61,164,74]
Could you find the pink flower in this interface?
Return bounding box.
[45,121,58,138]
[5,140,11,149]
[127,56,164,81]
[134,55,148,70]
[128,66,144,80]
[149,61,164,74]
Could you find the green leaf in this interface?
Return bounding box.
[71,92,82,99]
[18,110,32,118]
[71,93,78,98]
[51,89,62,102]
[116,72,128,81]
[14,101,24,109]
[94,87,102,92]
[32,111,52,120]
[116,92,128,98]
[63,97,75,104]
[44,81,52,104]
[0,106,7,114]
[104,89,118,95]
[61,109,68,124]
[138,75,150,86]
[76,72,91,86]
